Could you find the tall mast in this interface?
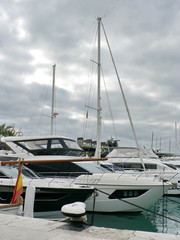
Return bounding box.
[175,122,177,154]
[94,17,101,158]
[151,131,154,149]
[101,20,146,171]
[51,64,56,135]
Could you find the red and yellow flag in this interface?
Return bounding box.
[10,164,23,204]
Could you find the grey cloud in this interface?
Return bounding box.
[0,0,180,153]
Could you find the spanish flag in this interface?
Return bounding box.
[10,164,23,204]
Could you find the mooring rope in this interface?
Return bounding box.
[95,188,180,224]
[165,196,180,205]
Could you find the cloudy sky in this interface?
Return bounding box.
[0,0,180,153]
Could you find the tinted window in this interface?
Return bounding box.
[109,189,148,199]
[64,139,82,150]
[51,139,63,149]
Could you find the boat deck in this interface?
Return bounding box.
[0,213,179,240]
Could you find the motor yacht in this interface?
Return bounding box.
[106,147,180,196]
[0,163,94,213]
[0,135,172,212]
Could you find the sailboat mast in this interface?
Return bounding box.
[175,122,178,154]
[94,17,102,158]
[101,20,146,171]
[51,64,56,135]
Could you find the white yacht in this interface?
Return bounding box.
[163,159,180,170]
[0,18,172,213]
[160,155,180,170]
[106,147,180,196]
[0,135,84,159]
[0,163,94,213]
[0,135,172,213]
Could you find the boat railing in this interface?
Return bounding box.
[71,174,105,186]
[115,171,168,182]
[37,171,90,178]
[135,172,145,180]
[133,170,180,183]
[162,172,179,182]
[27,169,178,186]
[45,171,107,186]
[35,172,92,186]
[117,172,127,180]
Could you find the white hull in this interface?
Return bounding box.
[85,186,166,212]
[118,171,180,196]
[74,173,170,213]
[166,182,180,196]
[106,147,180,197]
[0,136,172,213]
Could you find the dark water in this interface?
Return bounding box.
[87,197,180,235]
[35,196,180,235]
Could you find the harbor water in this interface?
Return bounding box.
[35,196,180,235]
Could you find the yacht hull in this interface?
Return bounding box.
[74,173,171,213]
[165,186,180,197]
[0,185,93,212]
[85,185,169,212]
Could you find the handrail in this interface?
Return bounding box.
[0,157,108,166]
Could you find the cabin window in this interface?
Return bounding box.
[24,140,48,150]
[175,165,180,169]
[144,164,157,169]
[109,189,148,199]
[100,164,122,172]
[14,138,84,156]
[115,163,143,170]
[51,140,63,149]
[0,171,9,178]
[64,139,82,150]
[114,163,157,170]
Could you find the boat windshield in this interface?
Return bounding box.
[14,138,84,156]
[164,163,177,170]
[75,162,112,173]
[0,165,38,178]
[100,163,123,172]
[64,139,82,150]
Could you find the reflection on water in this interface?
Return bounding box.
[87,212,157,232]
[145,197,180,235]
[35,197,180,235]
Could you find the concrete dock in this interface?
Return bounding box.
[0,213,179,240]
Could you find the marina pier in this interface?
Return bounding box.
[0,213,179,240]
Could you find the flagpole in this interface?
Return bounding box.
[10,163,23,204]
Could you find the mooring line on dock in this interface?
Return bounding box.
[95,188,180,224]
[90,188,97,226]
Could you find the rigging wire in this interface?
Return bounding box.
[101,66,118,140]
[24,66,52,135]
[82,20,119,141]
[165,196,180,205]
[61,22,98,138]
[101,19,146,171]
[82,25,98,139]
[61,75,79,136]
[83,47,97,138]
[95,188,180,224]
